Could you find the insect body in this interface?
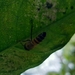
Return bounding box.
[24,32,46,50]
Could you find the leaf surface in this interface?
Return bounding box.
[0,0,75,74]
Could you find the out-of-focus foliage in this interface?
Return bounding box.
[47,72,59,75]
[0,0,75,75]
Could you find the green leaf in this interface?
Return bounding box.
[0,0,75,74]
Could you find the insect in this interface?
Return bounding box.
[46,2,53,9]
[24,32,46,50]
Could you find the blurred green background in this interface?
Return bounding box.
[0,0,75,75]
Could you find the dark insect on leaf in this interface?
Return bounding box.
[70,6,74,9]
[62,11,66,14]
[24,32,46,50]
[37,7,40,11]
[46,2,53,9]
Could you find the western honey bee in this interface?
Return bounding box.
[24,32,46,50]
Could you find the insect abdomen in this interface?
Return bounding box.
[34,32,46,43]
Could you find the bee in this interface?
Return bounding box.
[24,32,46,50]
